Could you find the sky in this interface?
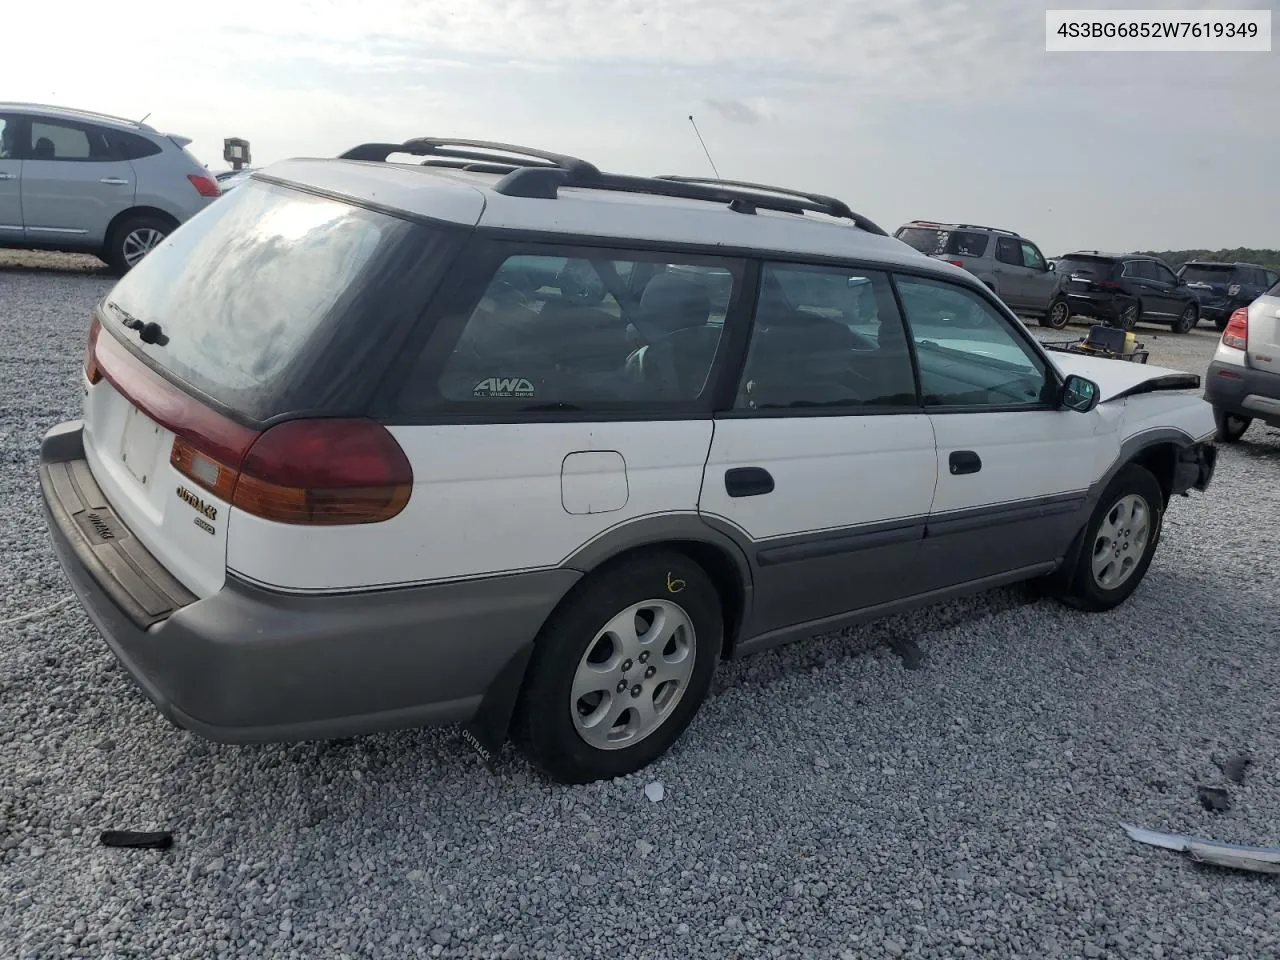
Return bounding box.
[5,0,1277,255]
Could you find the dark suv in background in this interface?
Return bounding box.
[894,220,1070,328]
[1057,251,1201,333]
[1177,260,1279,331]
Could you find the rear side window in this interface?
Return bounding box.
[896,227,989,258]
[104,180,456,421]
[107,130,162,160]
[735,264,916,411]
[401,249,742,412]
[28,119,113,161]
[1180,264,1233,284]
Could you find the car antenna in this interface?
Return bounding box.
[138,111,152,124]
[687,114,722,179]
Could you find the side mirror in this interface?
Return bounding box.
[1047,261,1056,272]
[1061,374,1100,413]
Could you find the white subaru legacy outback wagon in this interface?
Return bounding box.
[39,138,1218,783]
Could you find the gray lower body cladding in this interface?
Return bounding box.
[1204,360,1280,427]
[39,421,579,744]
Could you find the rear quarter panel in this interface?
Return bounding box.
[225,421,715,592]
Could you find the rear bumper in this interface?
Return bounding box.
[1064,292,1127,321]
[1204,361,1280,426]
[39,420,580,743]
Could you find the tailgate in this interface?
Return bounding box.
[1247,295,1280,374]
[83,332,232,598]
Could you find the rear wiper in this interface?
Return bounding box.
[105,300,168,346]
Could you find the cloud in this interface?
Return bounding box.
[703,99,772,125]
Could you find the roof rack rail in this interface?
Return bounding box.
[337,138,888,233]
[338,138,597,174]
[655,175,887,235]
[955,223,1019,237]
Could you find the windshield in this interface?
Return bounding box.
[102,180,454,421]
[895,227,989,258]
[1179,264,1234,284]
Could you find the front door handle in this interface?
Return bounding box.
[725,467,774,498]
[948,450,982,476]
[0,173,16,181]
[100,177,130,185]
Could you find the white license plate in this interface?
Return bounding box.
[119,406,164,487]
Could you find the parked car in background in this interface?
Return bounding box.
[1057,251,1200,333]
[0,103,219,272]
[1177,260,1279,331]
[894,220,1070,328]
[39,139,1216,784]
[1204,277,1280,442]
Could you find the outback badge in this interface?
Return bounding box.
[176,485,217,521]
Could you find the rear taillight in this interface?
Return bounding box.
[84,316,102,384]
[94,328,411,526]
[945,259,965,268]
[231,420,413,525]
[1097,280,1124,290]
[187,174,220,198]
[1223,307,1249,350]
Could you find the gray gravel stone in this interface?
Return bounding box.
[3,255,1280,959]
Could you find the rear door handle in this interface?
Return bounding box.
[100,177,130,185]
[948,450,982,476]
[0,173,16,181]
[725,467,774,498]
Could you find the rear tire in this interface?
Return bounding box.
[105,214,173,275]
[1172,303,1197,334]
[1056,464,1164,613]
[1118,301,1140,331]
[514,550,722,784]
[1213,407,1252,443]
[1042,298,1071,330]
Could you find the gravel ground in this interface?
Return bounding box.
[3,250,1280,960]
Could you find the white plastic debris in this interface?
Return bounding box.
[644,781,665,803]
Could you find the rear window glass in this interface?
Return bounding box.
[103,180,454,421]
[1057,257,1116,279]
[407,250,741,411]
[1180,264,1234,284]
[895,227,989,258]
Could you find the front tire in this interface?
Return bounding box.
[105,214,173,275]
[1172,303,1197,334]
[515,550,722,784]
[1213,407,1252,443]
[1042,298,1071,330]
[1057,464,1164,613]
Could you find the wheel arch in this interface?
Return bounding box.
[558,517,755,658]
[461,517,755,761]
[104,206,180,249]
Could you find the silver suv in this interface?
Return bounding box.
[895,221,1070,329]
[0,103,219,272]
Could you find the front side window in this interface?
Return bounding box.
[894,275,1050,408]
[1153,263,1178,285]
[0,117,15,160]
[28,119,111,161]
[419,251,740,410]
[734,264,917,411]
[1020,242,1047,271]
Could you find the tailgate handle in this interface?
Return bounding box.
[949,450,982,476]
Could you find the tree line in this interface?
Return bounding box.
[1131,248,1280,271]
